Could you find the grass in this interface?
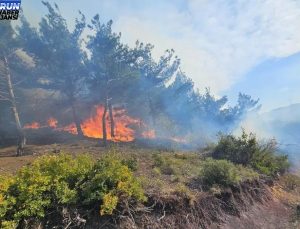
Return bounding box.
[1,141,300,229]
[0,141,290,199]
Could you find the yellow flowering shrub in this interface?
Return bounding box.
[100,192,119,215]
[0,152,145,228]
[80,154,146,215]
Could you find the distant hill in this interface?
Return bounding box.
[261,103,300,167]
[263,103,300,123]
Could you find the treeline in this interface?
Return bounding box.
[0,2,259,153]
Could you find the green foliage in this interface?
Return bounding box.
[212,130,258,165]
[0,175,15,222]
[235,165,259,181]
[212,130,290,176]
[122,156,138,171]
[250,149,289,176]
[0,153,145,227]
[12,2,261,144]
[152,152,203,180]
[200,158,241,187]
[80,154,146,215]
[3,154,92,222]
[152,153,176,175]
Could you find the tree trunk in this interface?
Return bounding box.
[3,56,26,156]
[148,97,156,127]
[70,100,84,138]
[102,100,108,146]
[108,102,115,138]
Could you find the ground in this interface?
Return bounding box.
[0,140,299,228]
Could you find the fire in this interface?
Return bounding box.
[24,105,156,142]
[80,106,140,141]
[47,118,58,128]
[24,122,41,129]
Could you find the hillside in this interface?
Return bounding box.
[0,138,299,229]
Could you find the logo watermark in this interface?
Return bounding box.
[0,0,21,20]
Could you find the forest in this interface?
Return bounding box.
[1,2,300,229]
[0,2,260,154]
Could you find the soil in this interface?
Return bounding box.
[0,140,299,229]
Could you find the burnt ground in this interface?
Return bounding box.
[0,140,300,229]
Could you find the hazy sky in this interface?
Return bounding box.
[22,0,300,112]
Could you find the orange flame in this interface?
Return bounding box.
[47,118,58,128]
[80,106,140,141]
[24,105,156,142]
[24,122,41,129]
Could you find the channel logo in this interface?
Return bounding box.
[0,0,21,20]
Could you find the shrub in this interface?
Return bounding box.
[79,154,146,215]
[122,156,138,171]
[212,130,290,176]
[200,158,241,187]
[250,149,289,176]
[0,175,15,227]
[152,153,176,175]
[212,130,258,165]
[3,154,93,222]
[0,153,145,227]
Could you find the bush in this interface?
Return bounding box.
[200,158,241,187]
[212,130,258,165]
[212,130,290,176]
[0,153,145,227]
[79,154,146,215]
[0,175,15,227]
[250,149,289,176]
[152,153,176,175]
[3,154,93,222]
[122,156,138,171]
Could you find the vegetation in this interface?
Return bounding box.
[200,158,259,188]
[0,141,295,228]
[152,152,202,179]
[1,2,260,151]
[151,151,259,189]
[0,153,145,228]
[212,130,290,176]
[280,174,300,191]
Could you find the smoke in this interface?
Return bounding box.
[237,104,300,169]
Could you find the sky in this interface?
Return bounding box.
[21,0,300,112]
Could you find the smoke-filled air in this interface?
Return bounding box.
[0,1,300,228]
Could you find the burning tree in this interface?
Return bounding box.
[0,21,26,156]
[0,3,261,148]
[87,16,138,146]
[18,2,87,137]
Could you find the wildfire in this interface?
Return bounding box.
[24,122,41,129]
[47,118,58,128]
[80,106,140,141]
[24,105,156,142]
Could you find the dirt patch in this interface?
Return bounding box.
[221,199,295,229]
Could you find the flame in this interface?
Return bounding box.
[80,106,140,141]
[58,123,77,135]
[24,105,156,142]
[24,122,41,129]
[47,118,58,128]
